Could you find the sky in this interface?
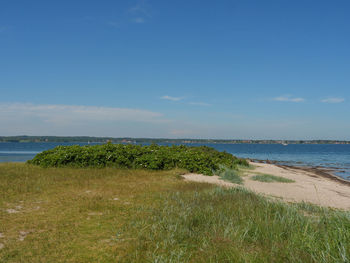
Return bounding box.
[1,0,349,140]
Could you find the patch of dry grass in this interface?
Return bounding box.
[0,163,190,262]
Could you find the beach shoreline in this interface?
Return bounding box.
[183,161,350,210]
[250,159,350,185]
[276,164,350,186]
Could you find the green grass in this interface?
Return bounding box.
[0,163,349,262]
[218,167,244,184]
[251,174,295,183]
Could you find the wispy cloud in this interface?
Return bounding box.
[321,97,345,104]
[161,95,183,102]
[0,103,177,137]
[107,21,120,28]
[81,1,151,29]
[128,0,151,23]
[272,96,305,103]
[129,1,151,16]
[188,102,211,106]
[0,103,165,125]
[132,17,145,24]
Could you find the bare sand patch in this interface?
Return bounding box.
[183,162,350,210]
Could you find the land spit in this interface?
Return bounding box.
[183,162,350,210]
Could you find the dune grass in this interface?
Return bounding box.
[218,167,244,184]
[0,163,349,262]
[251,174,295,183]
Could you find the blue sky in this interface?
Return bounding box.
[1,0,349,139]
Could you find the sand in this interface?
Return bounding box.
[182,162,350,210]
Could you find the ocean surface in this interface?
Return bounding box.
[1,142,349,180]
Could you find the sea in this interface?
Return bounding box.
[0,142,349,181]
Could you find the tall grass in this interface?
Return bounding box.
[218,166,243,184]
[122,187,350,262]
[0,163,349,262]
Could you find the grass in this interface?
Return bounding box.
[0,163,349,262]
[251,174,296,183]
[218,167,244,184]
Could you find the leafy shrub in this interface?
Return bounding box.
[27,144,248,175]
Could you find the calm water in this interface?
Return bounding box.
[1,142,349,180]
[0,142,101,162]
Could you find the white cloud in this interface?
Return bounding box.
[107,21,120,28]
[0,102,174,136]
[132,17,145,24]
[129,1,151,17]
[321,98,345,104]
[188,102,211,106]
[128,1,151,24]
[161,95,183,101]
[0,102,165,125]
[272,96,305,103]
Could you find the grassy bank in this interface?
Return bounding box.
[0,163,349,262]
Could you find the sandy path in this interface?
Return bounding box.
[183,162,350,210]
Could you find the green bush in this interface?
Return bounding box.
[27,144,248,175]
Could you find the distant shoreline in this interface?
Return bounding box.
[0,136,349,144]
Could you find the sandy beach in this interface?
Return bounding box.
[183,162,350,210]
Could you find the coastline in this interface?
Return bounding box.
[183,161,350,210]
[251,159,350,185]
[276,164,350,187]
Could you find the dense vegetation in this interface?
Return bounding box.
[1,163,349,262]
[28,144,248,175]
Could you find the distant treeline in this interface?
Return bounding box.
[0,136,349,144]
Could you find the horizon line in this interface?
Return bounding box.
[0,135,349,142]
